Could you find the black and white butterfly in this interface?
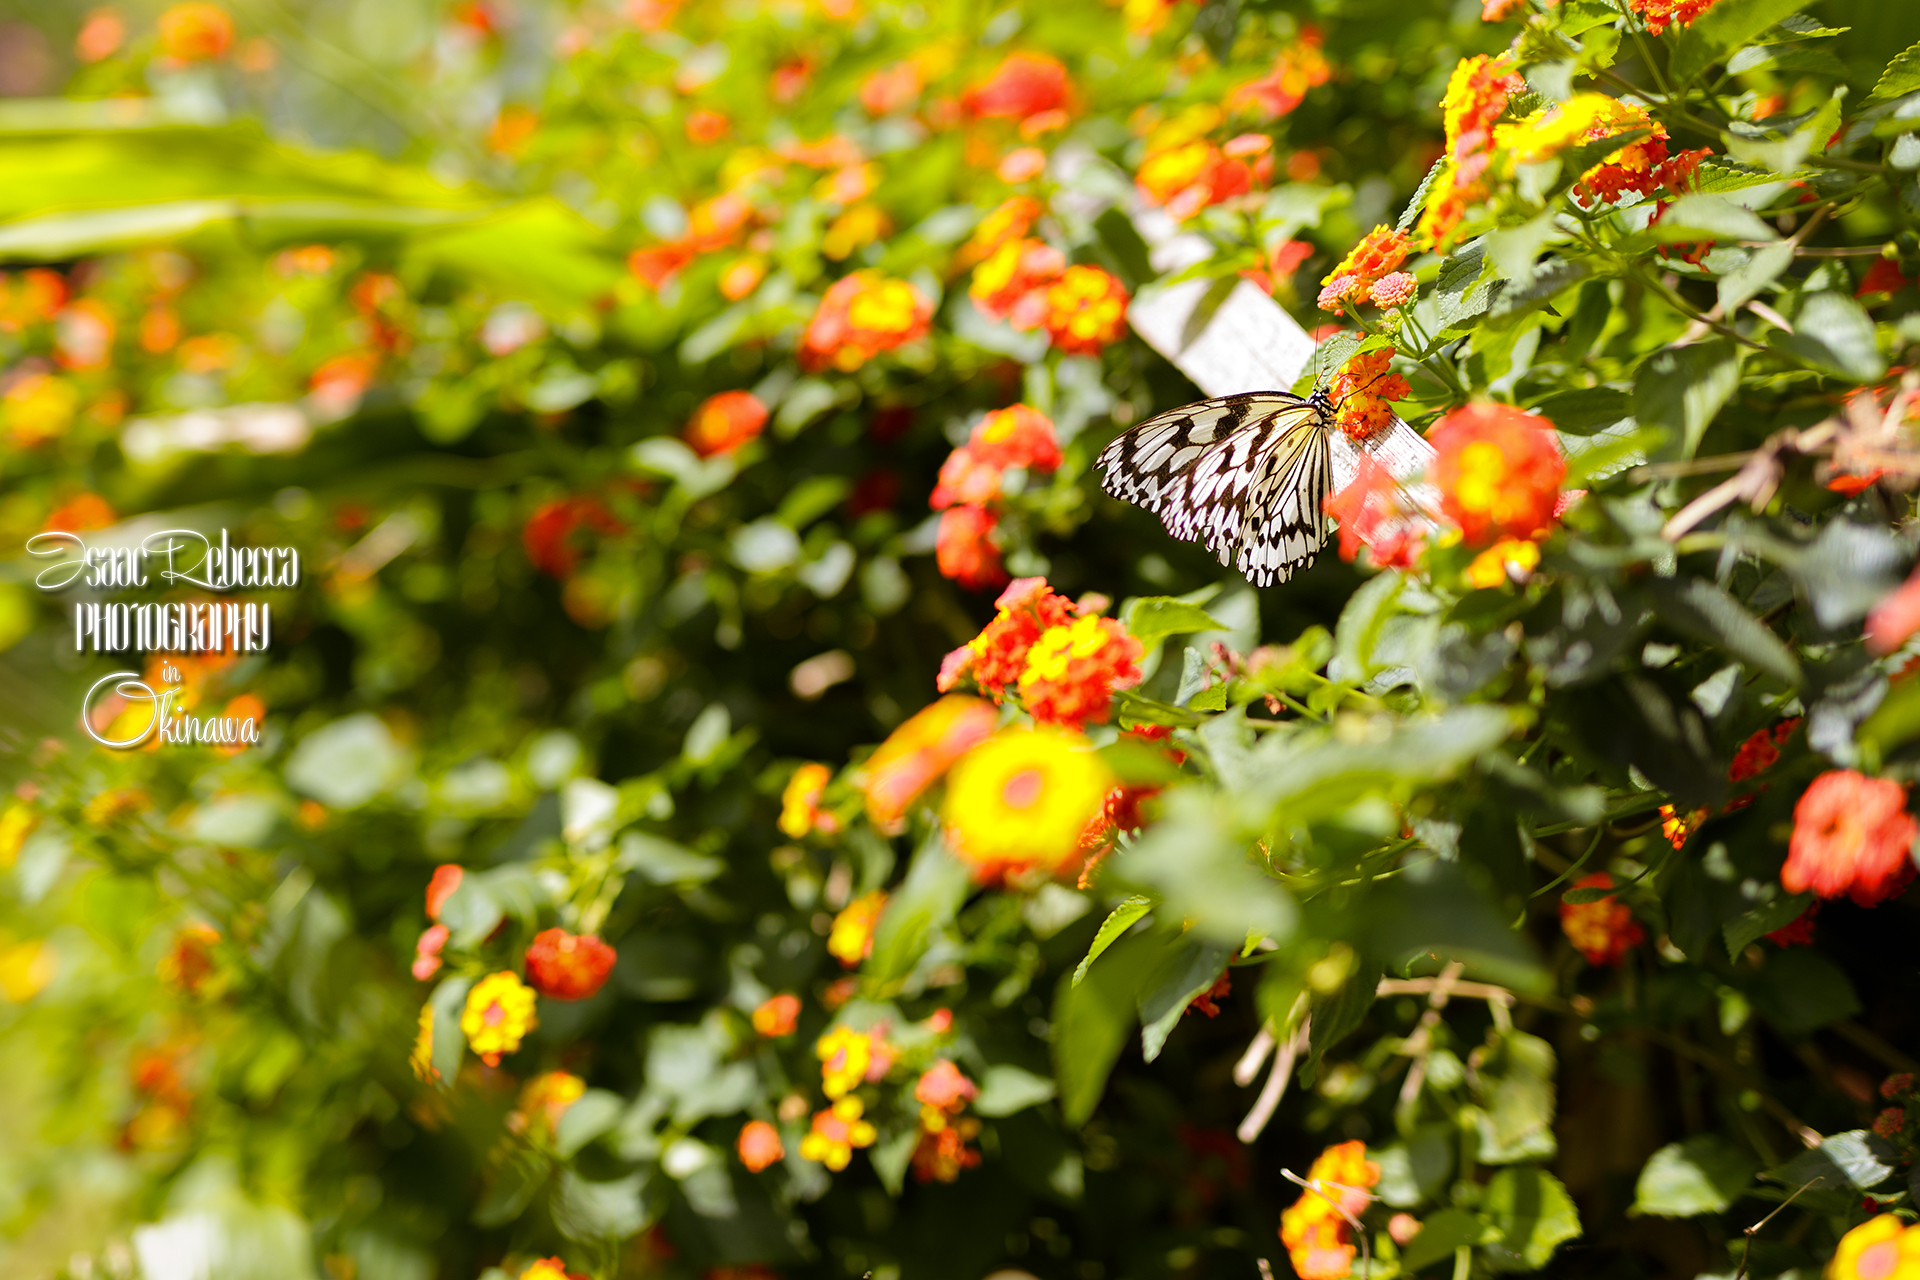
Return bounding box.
[1096,389,1335,587]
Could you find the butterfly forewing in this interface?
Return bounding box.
[1096,390,1333,587]
[1095,391,1307,515]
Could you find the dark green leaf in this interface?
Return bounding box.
[1722,890,1813,959]
[1138,935,1234,1062]
[1747,947,1861,1035]
[1052,931,1161,1126]
[1472,1030,1558,1164]
[1645,576,1801,685]
[1528,386,1630,435]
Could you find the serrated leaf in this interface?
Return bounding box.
[1635,1136,1759,1216]
[1074,896,1153,986]
[1868,39,1920,105]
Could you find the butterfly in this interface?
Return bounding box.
[1096,389,1337,587]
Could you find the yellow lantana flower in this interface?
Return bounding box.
[461,971,538,1066]
[799,1096,878,1171]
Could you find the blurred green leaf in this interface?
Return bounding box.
[1634,1136,1759,1217]
[1480,1166,1581,1271]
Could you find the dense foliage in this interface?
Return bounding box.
[2,1,1920,1279]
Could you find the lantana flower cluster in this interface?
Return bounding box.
[1280,1140,1381,1280]
[931,405,1065,591]
[937,578,1144,730]
[967,244,1130,358]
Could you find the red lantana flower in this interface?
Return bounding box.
[938,577,1077,699]
[522,497,623,578]
[1428,404,1565,547]
[1016,615,1144,729]
[968,404,1062,472]
[1558,873,1645,966]
[935,505,1008,590]
[1329,346,1411,441]
[1042,265,1129,355]
[524,928,618,1000]
[1783,771,1918,907]
[1317,226,1413,312]
[684,390,768,458]
[963,52,1070,121]
[1324,454,1428,569]
[798,272,933,373]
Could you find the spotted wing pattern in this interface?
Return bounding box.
[1095,391,1333,588]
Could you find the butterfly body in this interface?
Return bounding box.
[1096,389,1334,587]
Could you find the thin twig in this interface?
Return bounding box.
[1734,1181,1816,1280]
[1235,1025,1278,1087]
[1239,1015,1310,1144]
[1281,1169,1376,1279]
[1258,1259,1278,1280]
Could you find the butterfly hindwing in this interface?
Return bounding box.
[1235,418,1332,586]
[1097,391,1332,587]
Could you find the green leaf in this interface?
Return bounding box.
[1867,39,1920,105]
[973,1064,1058,1117]
[1644,577,1800,685]
[1138,935,1234,1062]
[1633,342,1741,460]
[1373,1127,1456,1209]
[1401,1209,1494,1272]
[1472,1031,1558,1164]
[616,830,725,885]
[1669,0,1814,83]
[1763,1130,1900,1191]
[1528,386,1630,435]
[1053,930,1161,1126]
[1779,292,1887,382]
[1648,194,1776,243]
[556,1090,626,1159]
[1718,241,1795,312]
[866,831,975,985]
[1124,597,1226,650]
[1634,1136,1759,1217]
[1074,895,1154,986]
[1722,890,1813,959]
[1747,946,1861,1035]
[427,975,473,1088]
[1369,859,1548,996]
[1562,885,1613,905]
[1301,953,1385,1083]
[1480,1167,1581,1271]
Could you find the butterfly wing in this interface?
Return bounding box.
[1097,392,1331,587]
[1095,391,1309,517]
[1234,415,1332,587]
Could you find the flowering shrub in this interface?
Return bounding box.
[7,0,1920,1278]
